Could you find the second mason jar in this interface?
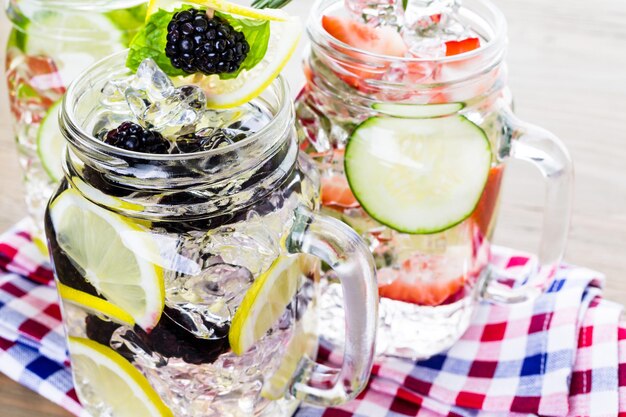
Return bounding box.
[45,52,378,417]
[297,0,573,359]
[5,0,146,235]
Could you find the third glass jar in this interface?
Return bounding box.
[296,0,573,359]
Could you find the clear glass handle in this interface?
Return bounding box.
[484,109,574,303]
[285,206,378,406]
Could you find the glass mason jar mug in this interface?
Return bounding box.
[45,52,378,416]
[297,0,573,359]
[5,0,146,232]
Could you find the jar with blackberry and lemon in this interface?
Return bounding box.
[45,1,378,416]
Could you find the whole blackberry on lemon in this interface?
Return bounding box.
[127,0,301,109]
[165,9,250,75]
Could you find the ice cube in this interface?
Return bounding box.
[165,263,253,339]
[133,58,175,102]
[345,0,403,27]
[174,128,237,153]
[144,93,200,134]
[403,0,460,28]
[124,86,206,137]
[402,0,473,58]
[124,87,149,122]
[100,75,134,109]
[109,326,167,369]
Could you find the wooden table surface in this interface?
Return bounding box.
[1,0,626,416]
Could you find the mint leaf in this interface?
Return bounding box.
[215,11,270,80]
[126,8,270,80]
[126,8,187,77]
[252,0,293,8]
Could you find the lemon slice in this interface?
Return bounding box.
[181,16,300,109]
[58,283,135,326]
[229,255,302,355]
[68,337,173,417]
[147,0,301,109]
[262,324,317,400]
[49,188,164,331]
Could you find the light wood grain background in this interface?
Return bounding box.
[1,0,626,415]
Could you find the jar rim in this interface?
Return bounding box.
[307,0,508,65]
[61,49,292,163]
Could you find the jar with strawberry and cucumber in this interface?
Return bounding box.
[297,0,574,359]
[5,0,147,238]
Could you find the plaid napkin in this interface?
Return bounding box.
[0,220,625,417]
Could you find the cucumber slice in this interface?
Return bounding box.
[372,102,464,118]
[344,116,491,234]
[37,100,65,182]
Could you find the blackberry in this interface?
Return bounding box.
[165,9,250,75]
[104,122,170,154]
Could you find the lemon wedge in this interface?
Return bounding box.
[49,188,164,331]
[58,283,135,326]
[68,337,173,417]
[229,255,302,355]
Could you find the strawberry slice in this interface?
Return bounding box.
[321,15,407,89]
[321,175,360,209]
[471,165,504,237]
[445,37,481,56]
[378,252,467,306]
[322,15,407,57]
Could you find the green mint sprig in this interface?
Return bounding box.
[251,0,293,9]
[214,11,269,80]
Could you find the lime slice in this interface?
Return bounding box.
[49,188,164,331]
[23,11,127,85]
[229,255,302,355]
[345,115,492,234]
[68,337,173,417]
[37,99,65,182]
[261,322,317,400]
[58,283,135,326]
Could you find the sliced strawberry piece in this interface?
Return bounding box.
[377,252,467,306]
[321,15,407,90]
[321,175,360,209]
[379,276,465,306]
[471,165,504,237]
[322,15,407,57]
[445,37,481,57]
[24,55,66,95]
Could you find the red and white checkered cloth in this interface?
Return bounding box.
[0,219,625,417]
